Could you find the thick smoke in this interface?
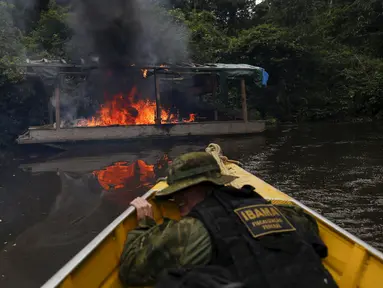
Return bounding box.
[4,0,37,31]
[67,0,190,66]
[56,0,192,125]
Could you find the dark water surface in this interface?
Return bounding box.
[0,122,382,287]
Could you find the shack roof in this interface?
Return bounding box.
[19,59,269,86]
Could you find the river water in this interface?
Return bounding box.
[0,122,382,287]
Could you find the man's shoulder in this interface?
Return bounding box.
[178,217,205,225]
[275,204,319,234]
[175,217,208,230]
[154,217,210,249]
[167,217,209,238]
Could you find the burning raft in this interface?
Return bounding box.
[17,60,269,144]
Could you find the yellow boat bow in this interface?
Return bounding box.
[41,144,383,288]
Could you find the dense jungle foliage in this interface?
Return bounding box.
[0,0,382,148]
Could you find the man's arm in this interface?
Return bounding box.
[119,211,212,286]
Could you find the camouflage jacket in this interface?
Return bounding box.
[119,216,212,286]
[119,204,321,286]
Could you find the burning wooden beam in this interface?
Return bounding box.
[154,71,162,125]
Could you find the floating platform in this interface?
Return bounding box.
[16,121,265,145]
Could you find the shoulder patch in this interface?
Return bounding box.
[234,204,296,238]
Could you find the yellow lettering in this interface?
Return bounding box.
[252,217,284,227]
[260,208,272,217]
[259,220,266,225]
[241,211,249,221]
[254,209,265,218]
[262,223,282,230]
[270,208,280,216]
[253,220,264,227]
[245,210,256,220]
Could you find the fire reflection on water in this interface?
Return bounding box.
[0,153,173,288]
[93,154,171,206]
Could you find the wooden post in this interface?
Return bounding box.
[212,74,218,121]
[49,90,53,124]
[55,78,61,130]
[154,70,162,124]
[240,79,248,123]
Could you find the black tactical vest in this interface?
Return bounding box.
[188,186,338,288]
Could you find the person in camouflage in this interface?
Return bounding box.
[119,152,337,288]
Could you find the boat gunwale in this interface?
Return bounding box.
[41,187,383,288]
[289,198,383,260]
[40,187,159,288]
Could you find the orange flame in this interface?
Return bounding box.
[78,86,196,127]
[94,160,155,191]
[94,155,171,207]
[94,154,170,191]
[141,65,168,78]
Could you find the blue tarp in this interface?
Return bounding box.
[205,63,269,86]
[262,68,269,86]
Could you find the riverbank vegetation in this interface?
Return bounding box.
[0,0,382,149]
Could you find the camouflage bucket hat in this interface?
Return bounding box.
[155,151,238,198]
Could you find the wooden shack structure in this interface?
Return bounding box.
[16,60,269,145]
